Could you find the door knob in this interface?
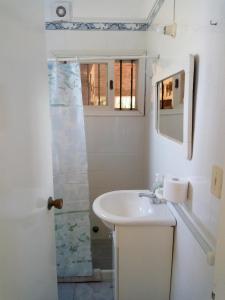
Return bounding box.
[48,197,63,210]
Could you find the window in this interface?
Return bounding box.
[80,58,145,115]
[80,63,107,106]
[114,60,137,110]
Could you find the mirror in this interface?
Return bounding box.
[157,70,185,143]
[153,55,194,159]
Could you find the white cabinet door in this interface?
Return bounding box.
[0,1,58,299]
[116,225,173,300]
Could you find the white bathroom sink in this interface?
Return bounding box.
[92,190,176,230]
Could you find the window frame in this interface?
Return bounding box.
[81,57,145,116]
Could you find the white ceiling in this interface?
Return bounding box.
[45,0,156,21]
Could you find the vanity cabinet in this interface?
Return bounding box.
[113,225,174,300]
[92,190,176,299]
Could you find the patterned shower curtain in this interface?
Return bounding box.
[48,62,93,277]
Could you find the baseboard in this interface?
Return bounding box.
[58,268,113,283]
[101,269,113,282]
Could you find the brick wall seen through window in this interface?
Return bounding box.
[80,63,107,106]
[80,60,138,110]
[114,60,137,110]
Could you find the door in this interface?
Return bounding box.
[0,1,58,299]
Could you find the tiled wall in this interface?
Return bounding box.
[85,116,146,239]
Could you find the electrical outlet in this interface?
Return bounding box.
[211,165,223,199]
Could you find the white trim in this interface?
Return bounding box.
[49,50,149,60]
[84,108,144,117]
[147,0,166,26]
[100,269,113,282]
[168,202,215,266]
[159,108,183,116]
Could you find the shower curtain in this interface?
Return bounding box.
[48,62,93,277]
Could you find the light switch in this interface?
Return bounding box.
[211,165,223,199]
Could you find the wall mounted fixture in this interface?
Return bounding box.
[52,1,72,21]
[164,0,177,37]
[164,22,177,38]
[210,20,218,26]
[151,0,177,38]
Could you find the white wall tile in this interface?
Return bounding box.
[85,116,146,238]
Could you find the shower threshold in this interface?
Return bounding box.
[58,269,113,283]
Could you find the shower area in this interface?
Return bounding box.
[48,61,112,284]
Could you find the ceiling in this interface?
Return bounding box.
[45,0,156,21]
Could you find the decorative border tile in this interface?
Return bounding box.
[45,21,148,31]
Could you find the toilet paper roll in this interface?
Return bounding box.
[163,177,188,203]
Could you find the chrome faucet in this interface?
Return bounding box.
[138,191,161,204]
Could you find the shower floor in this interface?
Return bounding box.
[58,282,114,300]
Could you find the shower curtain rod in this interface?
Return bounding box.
[48,54,160,62]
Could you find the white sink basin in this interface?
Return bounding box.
[92,190,176,230]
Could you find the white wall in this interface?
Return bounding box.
[146,0,225,243]
[44,0,154,21]
[46,30,147,238]
[169,206,214,300]
[145,0,225,297]
[46,30,146,57]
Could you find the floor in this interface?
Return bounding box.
[58,282,114,300]
[92,239,112,269]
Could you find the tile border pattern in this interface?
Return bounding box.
[45,21,148,31]
[45,0,165,31]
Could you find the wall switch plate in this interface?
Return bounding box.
[211,165,223,199]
